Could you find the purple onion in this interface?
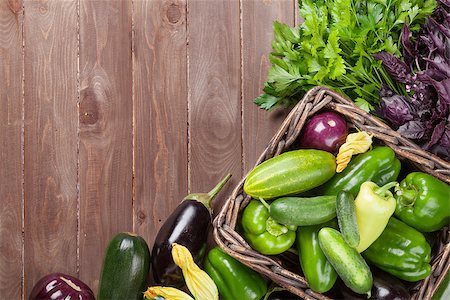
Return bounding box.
[299,111,348,153]
[29,273,95,300]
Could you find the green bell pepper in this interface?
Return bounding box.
[321,147,401,196]
[395,172,450,232]
[241,200,296,255]
[204,247,267,300]
[297,219,338,293]
[362,217,431,282]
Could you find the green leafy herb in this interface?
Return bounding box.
[256,0,436,110]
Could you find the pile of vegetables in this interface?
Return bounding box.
[29,111,449,300]
[27,1,450,299]
[239,111,449,299]
[255,0,450,161]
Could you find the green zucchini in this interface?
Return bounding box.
[318,227,372,296]
[336,191,359,248]
[98,232,150,300]
[244,150,336,199]
[269,196,336,226]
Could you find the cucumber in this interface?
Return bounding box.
[98,232,150,300]
[336,191,359,248]
[269,196,336,226]
[244,150,336,199]
[318,227,372,296]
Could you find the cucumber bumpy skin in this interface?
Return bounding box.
[336,191,360,248]
[318,227,372,296]
[243,150,336,199]
[269,196,337,226]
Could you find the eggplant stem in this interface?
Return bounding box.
[184,174,232,210]
[207,173,232,200]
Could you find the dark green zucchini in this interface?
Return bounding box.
[98,232,150,300]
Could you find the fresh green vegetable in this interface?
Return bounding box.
[269,196,336,226]
[241,200,296,255]
[204,247,267,300]
[244,150,336,199]
[297,220,338,293]
[318,227,373,296]
[255,0,436,111]
[98,232,150,300]
[320,146,401,196]
[362,217,431,282]
[336,190,359,248]
[354,181,397,252]
[395,172,450,232]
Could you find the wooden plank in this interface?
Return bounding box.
[187,0,242,210]
[242,0,294,172]
[23,0,78,297]
[133,0,188,244]
[0,0,23,298]
[78,0,133,293]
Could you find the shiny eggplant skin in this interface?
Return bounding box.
[29,273,95,300]
[336,268,410,300]
[151,200,210,286]
[267,290,301,300]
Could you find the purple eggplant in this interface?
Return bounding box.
[336,267,410,300]
[29,273,95,300]
[151,174,231,286]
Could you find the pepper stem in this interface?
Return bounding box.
[184,174,232,210]
[259,197,270,210]
[374,182,398,198]
[395,187,418,207]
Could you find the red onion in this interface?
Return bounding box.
[299,111,348,153]
[29,273,95,300]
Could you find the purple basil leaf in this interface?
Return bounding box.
[419,68,448,81]
[430,122,450,160]
[423,58,450,78]
[378,87,415,128]
[428,77,450,105]
[398,120,427,139]
[401,24,416,66]
[429,15,450,39]
[374,52,411,83]
[424,119,446,149]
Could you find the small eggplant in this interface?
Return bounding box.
[151,174,231,287]
[336,267,410,300]
[266,290,301,300]
[29,273,95,300]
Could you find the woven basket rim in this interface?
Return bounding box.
[213,86,450,300]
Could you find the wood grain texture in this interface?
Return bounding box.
[187,0,241,210]
[79,0,133,293]
[0,0,23,298]
[133,0,188,246]
[23,0,78,297]
[242,0,294,173]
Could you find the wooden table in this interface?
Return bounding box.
[0,0,299,297]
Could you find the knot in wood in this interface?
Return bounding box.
[79,94,99,125]
[38,2,48,15]
[137,210,146,221]
[7,0,21,14]
[166,3,181,24]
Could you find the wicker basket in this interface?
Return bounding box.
[213,86,450,299]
